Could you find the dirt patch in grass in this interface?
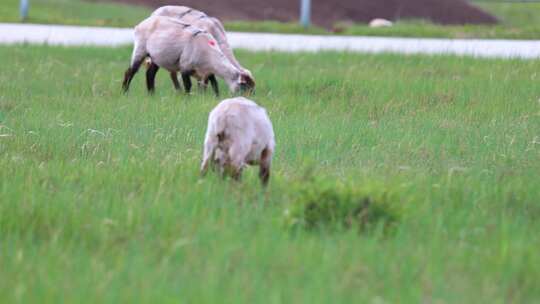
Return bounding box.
[102,0,497,28]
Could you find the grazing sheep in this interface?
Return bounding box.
[201,97,275,186]
[150,6,254,96]
[122,16,254,95]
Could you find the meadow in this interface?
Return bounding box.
[0,45,539,303]
[0,0,150,27]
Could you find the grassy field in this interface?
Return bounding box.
[0,0,150,27]
[3,0,540,39]
[1,45,540,303]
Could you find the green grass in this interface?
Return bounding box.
[1,45,540,303]
[340,19,540,40]
[0,0,150,27]
[3,0,540,39]
[476,1,540,27]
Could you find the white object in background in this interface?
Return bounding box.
[369,18,393,28]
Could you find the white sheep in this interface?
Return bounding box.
[201,97,275,186]
[150,6,254,96]
[122,16,254,95]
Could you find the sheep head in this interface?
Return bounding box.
[239,71,255,95]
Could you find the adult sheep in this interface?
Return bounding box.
[122,16,254,95]
[150,5,254,96]
[201,97,275,186]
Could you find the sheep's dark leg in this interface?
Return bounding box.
[169,72,181,91]
[259,148,272,186]
[181,71,193,94]
[259,166,270,187]
[145,63,159,94]
[122,58,144,94]
[231,167,242,182]
[198,79,209,92]
[208,74,219,96]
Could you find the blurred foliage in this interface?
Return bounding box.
[283,176,400,234]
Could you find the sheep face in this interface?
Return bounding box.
[228,72,255,95]
[239,72,256,94]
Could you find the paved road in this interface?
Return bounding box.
[2,23,540,59]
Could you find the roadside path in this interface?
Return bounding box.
[2,23,540,59]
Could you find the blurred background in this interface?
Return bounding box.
[1,0,540,39]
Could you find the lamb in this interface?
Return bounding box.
[122,16,254,95]
[150,5,254,96]
[200,97,275,186]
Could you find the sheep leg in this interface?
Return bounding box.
[200,157,211,177]
[145,63,159,94]
[181,71,193,94]
[198,79,208,92]
[208,75,219,97]
[259,148,272,186]
[122,59,144,93]
[169,72,182,91]
[200,137,218,177]
[231,168,242,181]
[228,143,248,182]
[122,42,147,93]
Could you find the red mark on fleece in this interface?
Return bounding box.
[209,40,216,46]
